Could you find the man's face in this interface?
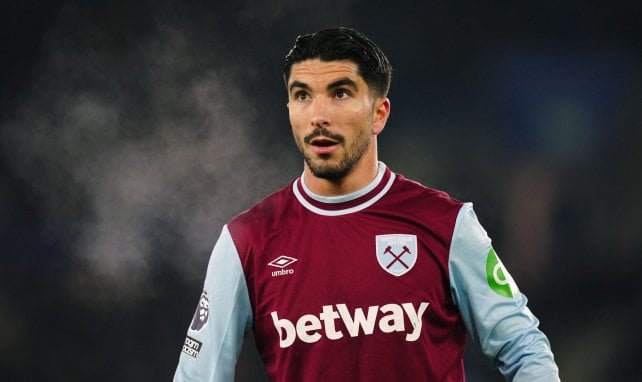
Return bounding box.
[287,59,387,180]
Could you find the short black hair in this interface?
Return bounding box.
[283,27,392,98]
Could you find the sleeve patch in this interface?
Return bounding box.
[189,289,209,332]
[485,248,519,298]
[181,336,203,358]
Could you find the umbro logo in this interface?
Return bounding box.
[268,255,297,268]
[268,255,297,277]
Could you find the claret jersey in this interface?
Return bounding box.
[174,162,559,382]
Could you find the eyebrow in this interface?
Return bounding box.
[289,80,310,93]
[288,77,359,94]
[327,78,358,91]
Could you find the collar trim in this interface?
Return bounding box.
[293,162,395,216]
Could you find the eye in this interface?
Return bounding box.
[335,89,351,99]
[294,91,309,101]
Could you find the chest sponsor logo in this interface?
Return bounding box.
[268,255,298,277]
[271,301,430,348]
[375,234,418,276]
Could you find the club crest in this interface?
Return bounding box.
[375,234,418,276]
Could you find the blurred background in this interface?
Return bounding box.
[1,1,640,381]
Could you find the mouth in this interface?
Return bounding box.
[304,128,343,155]
[309,137,339,155]
[310,137,338,147]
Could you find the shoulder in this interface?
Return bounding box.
[227,180,296,243]
[390,172,463,213]
[382,172,465,244]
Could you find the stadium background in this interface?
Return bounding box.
[1,1,640,381]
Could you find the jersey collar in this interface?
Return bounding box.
[292,162,395,216]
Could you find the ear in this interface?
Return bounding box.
[372,97,391,136]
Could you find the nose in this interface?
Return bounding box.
[310,97,330,128]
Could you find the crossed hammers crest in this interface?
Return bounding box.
[384,245,412,269]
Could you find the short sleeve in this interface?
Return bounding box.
[449,203,559,381]
[174,225,253,382]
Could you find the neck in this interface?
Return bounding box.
[303,154,379,197]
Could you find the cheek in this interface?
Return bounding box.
[345,109,372,131]
[288,106,305,125]
[289,115,305,137]
[289,113,306,143]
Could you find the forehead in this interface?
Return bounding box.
[288,59,363,85]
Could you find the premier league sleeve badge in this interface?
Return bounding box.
[189,289,210,332]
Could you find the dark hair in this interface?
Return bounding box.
[283,27,392,98]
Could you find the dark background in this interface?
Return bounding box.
[1,1,641,381]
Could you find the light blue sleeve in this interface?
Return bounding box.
[174,225,253,382]
[449,203,560,381]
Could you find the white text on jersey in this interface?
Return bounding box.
[271,302,430,348]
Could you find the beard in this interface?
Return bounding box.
[299,126,371,181]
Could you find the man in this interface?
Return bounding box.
[174,27,560,381]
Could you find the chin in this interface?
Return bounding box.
[307,160,352,181]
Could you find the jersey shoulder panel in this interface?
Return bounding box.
[391,173,463,209]
[227,180,297,255]
[226,181,301,312]
[386,173,464,247]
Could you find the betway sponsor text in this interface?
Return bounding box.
[271,302,430,348]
